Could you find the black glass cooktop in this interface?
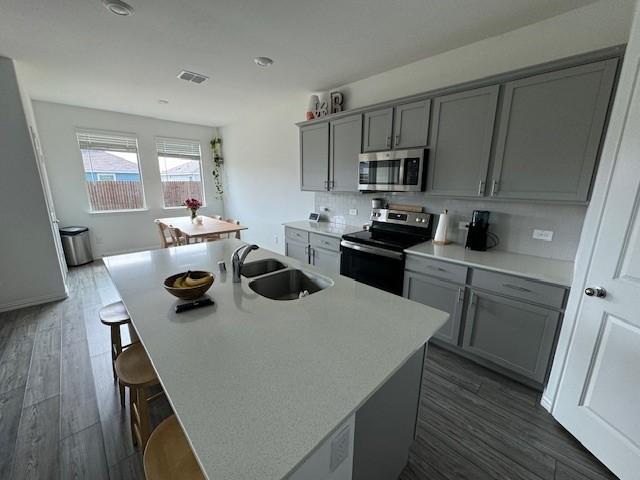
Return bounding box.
[342,225,430,252]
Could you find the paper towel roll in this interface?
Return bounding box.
[433,209,452,245]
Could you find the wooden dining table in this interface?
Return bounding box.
[157,215,247,242]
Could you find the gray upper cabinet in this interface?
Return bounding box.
[330,114,362,192]
[403,271,464,346]
[362,108,394,152]
[393,100,430,149]
[300,122,329,191]
[462,289,560,383]
[490,58,618,201]
[427,85,499,197]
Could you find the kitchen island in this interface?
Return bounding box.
[103,239,448,480]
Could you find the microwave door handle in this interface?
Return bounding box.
[398,158,405,186]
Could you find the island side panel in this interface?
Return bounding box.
[352,345,426,480]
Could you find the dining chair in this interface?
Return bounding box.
[167,226,188,246]
[203,215,224,242]
[225,218,241,239]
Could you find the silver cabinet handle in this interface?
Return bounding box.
[329,180,335,189]
[427,265,448,273]
[395,134,400,146]
[457,288,464,302]
[311,247,316,264]
[503,283,532,293]
[323,180,329,190]
[585,287,607,298]
[478,181,486,196]
[491,180,499,196]
[304,245,309,255]
[386,136,391,147]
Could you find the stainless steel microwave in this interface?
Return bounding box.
[358,149,426,192]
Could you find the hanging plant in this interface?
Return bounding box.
[210,137,224,199]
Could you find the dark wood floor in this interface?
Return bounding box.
[0,263,617,479]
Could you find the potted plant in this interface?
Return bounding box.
[211,137,224,199]
[184,198,203,222]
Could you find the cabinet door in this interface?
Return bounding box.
[330,114,362,192]
[427,85,499,197]
[403,271,464,346]
[300,122,329,191]
[310,247,340,277]
[362,108,394,152]
[285,239,309,264]
[393,100,430,149]
[462,290,560,383]
[490,59,618,201]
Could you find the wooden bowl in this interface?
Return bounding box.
[163,271,214,300]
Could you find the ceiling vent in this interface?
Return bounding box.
[177,70,208,84]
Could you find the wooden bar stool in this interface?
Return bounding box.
[115,343,162,449]
[144,415,205,480]
[99,301,134,405]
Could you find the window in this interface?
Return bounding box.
[96,173,116,182]
[77,130,145,211]
[156,137,204,208]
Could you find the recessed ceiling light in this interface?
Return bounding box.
[102,0,135,16]
[158,99,169,104]
[254,57,274,68]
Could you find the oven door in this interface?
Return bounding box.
[340,240,405,295]
[358,149,424,192]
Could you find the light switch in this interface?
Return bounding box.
[349,209,358,216]
[533,229,554,241]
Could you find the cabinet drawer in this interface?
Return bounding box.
[405,255,468,284]
[471,269,566,309]
[310,233,340,252]
[285,227,309,244]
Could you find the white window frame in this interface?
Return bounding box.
[76,128,147,213]
[156,136,206,209]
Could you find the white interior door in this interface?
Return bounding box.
[29,125,68,281]
[553,6,640,478]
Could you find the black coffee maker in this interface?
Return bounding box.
[465,210,491,251]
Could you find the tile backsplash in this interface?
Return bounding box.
[315,192,587,261]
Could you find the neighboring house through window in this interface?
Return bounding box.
[77,130,146,211]
[156,137,205,208]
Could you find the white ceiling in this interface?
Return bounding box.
[0,0,599,126]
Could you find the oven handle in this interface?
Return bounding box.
[340,240,404,260]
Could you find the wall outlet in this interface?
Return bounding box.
[533,229,554,241]
[273,235,278,244]
[330,426,350,472]
[458,221,469,231]
[348,208,358,216]
[319,205,328,212]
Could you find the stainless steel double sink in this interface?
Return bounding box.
[240,258,333,301]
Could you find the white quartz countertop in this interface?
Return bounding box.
[283,220,363,238]
[104,239,448,480]
[405,242,574,287]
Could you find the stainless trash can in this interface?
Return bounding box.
[59,226,93,266]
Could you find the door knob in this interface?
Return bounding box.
[585,287,607,298]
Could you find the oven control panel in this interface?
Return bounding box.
[371,208,431,227]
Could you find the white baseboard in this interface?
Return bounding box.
[0,291,68,313]
[540,393,553,413]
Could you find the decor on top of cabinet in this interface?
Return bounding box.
[433,209,452,245]
[210,137,224,199]
[306,91,344,120]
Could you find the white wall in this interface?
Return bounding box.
[221,100,315,254]
[221,0,633,257]
[33,101,222,257]
[0,57,66,311]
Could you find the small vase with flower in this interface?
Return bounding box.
[184,198,202,223]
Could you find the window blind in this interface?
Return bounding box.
[76,130,139,153]
[156,137,201,160]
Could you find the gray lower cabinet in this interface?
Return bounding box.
[462,289,560,384]
[300,122,329,191]
[393,100,430,149]
[403,271,464,346]
[427,85,499,197]
[310,246,341,277]
[285,238,308,264]
[490,58,618,201]
[363,108,394,152]
[329,114,362,192]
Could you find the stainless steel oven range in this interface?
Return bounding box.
[340,209,433,295]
